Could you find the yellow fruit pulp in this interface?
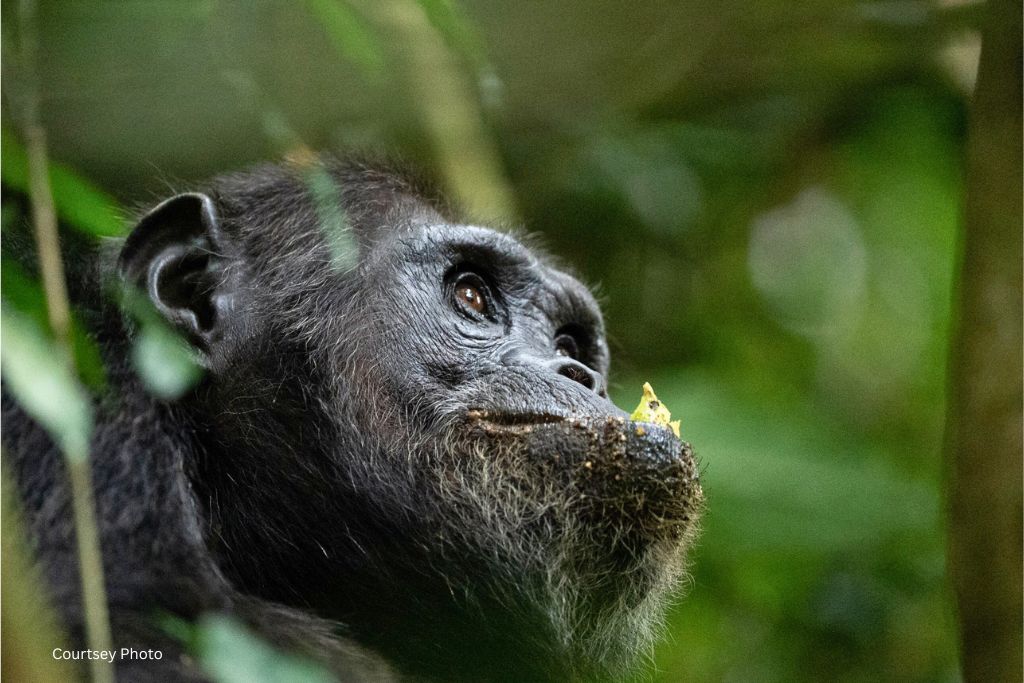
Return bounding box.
[629,382,680,437]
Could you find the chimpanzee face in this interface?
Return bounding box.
[120,163,701,680]
[325,219,701,655]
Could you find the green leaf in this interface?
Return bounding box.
[415,0,489,71]
[193,615,335,683]
[1,129,123,237]
[1,258,107,391]
[304,0,385,77]
[1,305,93,462]
[305,165,358,273]
[131,322,203,400]
[118,287,204,400]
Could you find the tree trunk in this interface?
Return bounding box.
[945,1,1023,682]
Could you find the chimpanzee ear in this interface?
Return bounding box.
[118,193,235,350]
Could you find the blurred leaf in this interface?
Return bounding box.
[414,0,504,111]
[192,614,334,683]
[1,129,123,237]
[1,258,106,391]
[304,0,385,77]
[1,305,93,462]
[1,260,52,334]
[305,165,358,272]
[416,0,492,81]
[131,323,203,401]
[120,289,203,400]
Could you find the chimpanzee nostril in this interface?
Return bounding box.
[559,363,591,388]
[556,360,603,394]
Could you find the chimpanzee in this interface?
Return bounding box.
[2,158,702,682]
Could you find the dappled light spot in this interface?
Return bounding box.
[747,186,867,337]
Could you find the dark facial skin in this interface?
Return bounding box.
[367,224,612,419]
[4,159,701,683]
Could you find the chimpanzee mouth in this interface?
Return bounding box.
[467,410,702,530]
[466,409,569,429]
[467,410,685,445]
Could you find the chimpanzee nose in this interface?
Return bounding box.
[552,358,607,397]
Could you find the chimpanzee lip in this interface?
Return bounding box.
[467,409,683,439]
[466,410,570,428]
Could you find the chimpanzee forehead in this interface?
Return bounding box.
[421,224,537,266]
[386,223,595,299]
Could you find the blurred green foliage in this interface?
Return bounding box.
[1,0,980,680]
[0,305,93,463]
[120,288,205,400]
[1,257,107,390]
[163,614,334,683]
[1,130,122,237]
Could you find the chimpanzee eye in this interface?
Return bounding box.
[457,284,486,313]
[554,333,579,359]
[452,273,488,316]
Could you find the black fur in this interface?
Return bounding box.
[3,157,701,682]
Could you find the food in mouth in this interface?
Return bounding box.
[631,382,681,438]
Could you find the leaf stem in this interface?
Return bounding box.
[16,2,114,682]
